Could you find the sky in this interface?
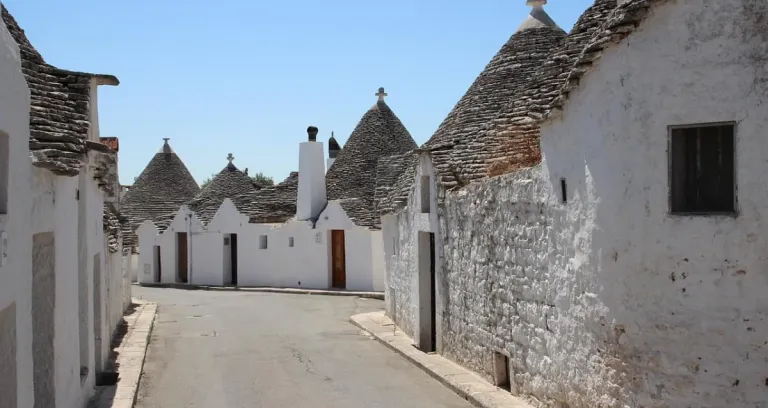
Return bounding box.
[4,0,594,185]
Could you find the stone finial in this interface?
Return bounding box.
[376,87,388,101]
[227,153,235,163]
[162,138,172,153]
[307,126,319,142]
[526,0,546,7]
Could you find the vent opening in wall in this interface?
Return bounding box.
[492,351,511,391]
[560,178,567,204]
[288,237,294,247]
[420,176,431,213]
[259,235,268,249]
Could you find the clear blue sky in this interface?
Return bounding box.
[4,0,593,185]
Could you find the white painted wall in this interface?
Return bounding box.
[388,2,768,407]
[0,18,33,407]
[297,141,327,220]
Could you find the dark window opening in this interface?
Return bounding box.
[670,123,735,214]
[420,176,431,214]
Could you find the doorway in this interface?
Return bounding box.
[331,230,346,289]
[418,231,436,352]
[153,245,162,283]
[224,234,238,285]
[177,232,188,283]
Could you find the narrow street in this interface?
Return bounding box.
[133,287,472,408]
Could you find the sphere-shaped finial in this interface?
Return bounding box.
[307,126,319,142]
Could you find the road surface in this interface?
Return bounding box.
[133,287,472,408]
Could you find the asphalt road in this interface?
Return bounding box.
[133,287,472,408]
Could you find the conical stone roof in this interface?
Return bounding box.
[421,2,566,188]
[324,89,416,228]
[121,139,200,251]
[325,88,416,207]
[187,154,257,224]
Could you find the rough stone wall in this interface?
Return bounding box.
[0,302,16,408]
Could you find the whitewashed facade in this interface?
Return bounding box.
[0,5,132,408]
[383,0,768,407]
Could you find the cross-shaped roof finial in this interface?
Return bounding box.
[227,153,234,163]
[376,87,388,101]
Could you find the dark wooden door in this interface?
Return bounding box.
[154,245,162,283]
[331,230,346,289]
[231,234,238,285]
[177,232,188,283]
[429,233,436,351]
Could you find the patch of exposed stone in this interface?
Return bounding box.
[120,143,200,252]
[1,5,119,176]
[187,162,257,224]
[232,172,299,224]
[103,205,122,253]
[325,96,416,227]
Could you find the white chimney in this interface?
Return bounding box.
[297,126,327,220]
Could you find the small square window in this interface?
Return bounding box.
[670,123,735,214]
[288,237,294,247]
[259,235,268,249]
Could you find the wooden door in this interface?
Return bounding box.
[331,230,346,289]
[177,232,188,283]
[231,234,238,285]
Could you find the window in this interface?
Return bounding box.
[259,235,268,249]
[670,123,735,214]
[288,237,294,247]
[420,176,431,213]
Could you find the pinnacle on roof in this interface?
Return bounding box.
[329,132,341,159]
[518,0,559,32]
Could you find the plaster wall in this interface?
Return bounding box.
[384,154,442,348]
[237,221,329,289]
[0,18,33,407]
[389,2,768,407]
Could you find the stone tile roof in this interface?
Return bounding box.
[421,5,566,189]
[187,160,257,224]
[476,0,619,181]
[121,140,200,252]
[1,5,119,176]
[103,204,122,253]
[545,0,667,120]
[373,152,419,216]
[325,90,417,227]
[233,172,299,224]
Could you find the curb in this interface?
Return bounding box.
[92,300,157,408]
[137,283,384,300]
[350,312,534,408]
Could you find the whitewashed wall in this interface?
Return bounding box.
[388,1,768,407]
[0,20,33,407]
